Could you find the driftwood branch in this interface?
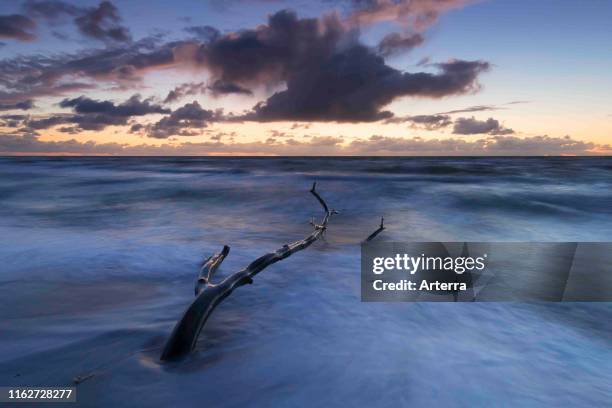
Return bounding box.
[161,182,337,361]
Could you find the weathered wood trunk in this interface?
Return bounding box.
[161,183,338,361]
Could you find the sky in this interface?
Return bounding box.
[0,0,610,155]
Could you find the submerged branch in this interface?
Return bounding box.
[161,183,337,361]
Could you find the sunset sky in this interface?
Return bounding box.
[0,0,610,155]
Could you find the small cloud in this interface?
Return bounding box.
[0,14,37,41]
[164,82,207,104]
[146,101,219,139]
[416,57,431,66]
[385,114,452,130]
[24,0,131,43]
[208,80,253,97]
[452,117,514,135]
[0,100,35,111]
[290,123,311,130]
[24,94,169,132]
[377,33,424,57]
[74,1,131,42]
[438,105,500,115]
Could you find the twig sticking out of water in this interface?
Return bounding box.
[364,217,385,243]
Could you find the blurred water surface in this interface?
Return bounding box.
[0,157,610,407]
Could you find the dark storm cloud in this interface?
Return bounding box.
[24,0,131,43]
[183,10,488,122]
[146,101,218,138]
[1,6,491,124]
[0,14,37,41]
[377,32,424,56]
[193,10,347,87]
[208,80,253,96]
[244,46,489,122]
[163,82,207,103]
[0,100,35,111]
[452,116,513,135]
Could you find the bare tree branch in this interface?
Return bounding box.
[160,183,337,361]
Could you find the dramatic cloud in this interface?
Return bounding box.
[0,14,37,41]
[246,47,489,122]
[453,116,514,135]
[1,133,607,156]
[1,7,489,125]
[0,1,604,157]
[193,10,346,87]
[24,0,131,43]
[0,100,35,111]
[377,32,424,56]
[178,10,489,122]
[145,101,218,138]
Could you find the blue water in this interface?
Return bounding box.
[0,157,610,407]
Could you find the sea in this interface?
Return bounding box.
[0,156,610,407]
